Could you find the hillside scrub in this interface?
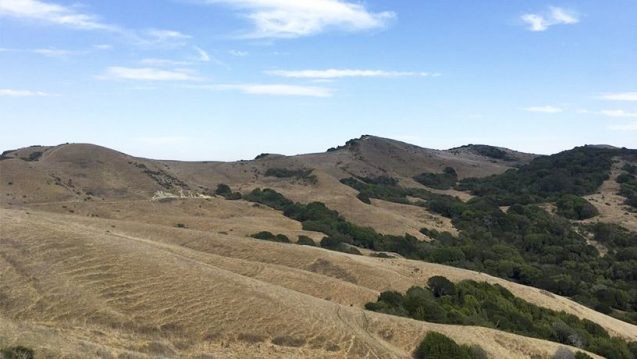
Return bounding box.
[458,146,636,205]
[264,168,317,184]
[0,346,34,359]
[244,186,637,325]
[556,194,599,220]
[250,231,291,243]
[214,183,242,200]
[366,277,636,359]
[413,331,486,359]
[413,167,458,190]
[617,168,637,209]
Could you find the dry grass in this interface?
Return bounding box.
[0,208,626,357]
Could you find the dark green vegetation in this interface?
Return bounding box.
[339,148,637,324]
[297,235,317,246]
[618,164,637,209]
[413,167,458,190]
[243,188,428,258]
[264,168,317,184]
[366,277,636,359]
[214,183,242,200]
[250,231,291,243]
[0,346,34,359]
[459,146,635,205]
[244,180,637,325]
[413,332,486,359]
[452,144,516,161]
[555,194,598,220]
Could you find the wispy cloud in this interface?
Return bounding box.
[201,0,395,38]
[521,6,579,32]
[599,92,637,102]
[0,88,49,96]
[100,67,201,81]
[0,0,189,47]
[265,69,435,79]
[200,84,332,97]
[228,49,248,57]
[193,46,210,62]
[0,0,115,30]
[33,48,80,57]
[524,106,563,114]
[600,110,637,118]
[608,122,637,131]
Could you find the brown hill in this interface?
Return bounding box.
[2,138,634,358]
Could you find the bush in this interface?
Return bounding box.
[556,195,599,220]
[0,346,34,359]
[427,276,456,297]
[366,278,633,359]
[297,235,316,246]
[414,167,458,189]
[264,168,317,184]
[251,231,290,243]
[413,332,473,359]
[214,183,241,200]
[251,231,275,240]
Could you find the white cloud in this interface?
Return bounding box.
[93,44,113,50]
[521,6,579,32]
[193,46,210,62]
[265,69,433,79]
[0,0,115,30]
[100,67,201,81]
[0,1,190,48]
[608,122,637,131]
[0,88,48,96]
[139,58,193,67]
[600,110,637,118]
[599,92,637,101]
[202,84,332,97]
[228,49,248,57]
[202,0,395,38]
[524,106,563,114]
[33,48,78,57]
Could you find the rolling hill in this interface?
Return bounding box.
[1,136,636,358]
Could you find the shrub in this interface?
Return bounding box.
[413,332,472,359]
[414,167,458,189]
[251,231,275,240]
[214,183,242,200]
[366,278,634,359]
[427,276,456,297]
[175,223,186,228]
[297,235,316,246]
[556,195,599,220]
[264,168,317,184]
[0,346,34,359]
[250,231,291,243]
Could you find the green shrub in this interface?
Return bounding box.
[214,183,242,200]
[556,194,599,220]
[414,167,458,190]
[366,277,634,359]
[251,231,275,240]
[0,346,34,359]
[297,235,316,246]
[427,276,456,297]
[264,168,317,184]
[413,332,473,359]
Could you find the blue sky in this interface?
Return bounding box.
[0,0,636,160]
